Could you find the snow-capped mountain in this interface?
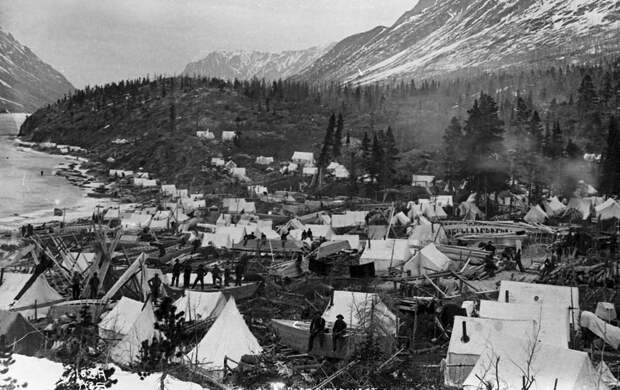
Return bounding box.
[295,0,620,84]
[0,28,74,112]
[182,44,333,81]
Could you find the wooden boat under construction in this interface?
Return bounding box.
[170,281,260,301]
[271,319,362,359]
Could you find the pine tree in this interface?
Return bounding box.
[318,113,336,170]
[370,133,383,184]
[565,139,582,159]
[382,127,399,187]
[443,117,464,186]
[169,104,176,132]
[528,111,544,152]
[550,121,563,159]
[577,74,597,112]
[601,116,620,194]
[361,132,372,174]
[333,113,344,158]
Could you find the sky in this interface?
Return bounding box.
[0,0,416,88]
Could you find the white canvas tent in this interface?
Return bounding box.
[458,201,485,220]
[478,300,569,348]
[187,297,261,370]
[98,297,143,341]
[359,239,411,273]
[499,280,579,327]
[565,197,592,220]
[110,301,160,366]
[201,232,232,249]
[408,223,447,246]
[330,234,360,250]
[402,243,452,277]
[524,204,548,224]
[215,226,246,244]
[422,203,447,219]
[596,198,620,220]
[445,315,539,387]
[174,291,226,322]
[543,196,566,216]
[0,273,64,319]
[322,291,397,336]
[291,151,314,165]
[462,334,608,390]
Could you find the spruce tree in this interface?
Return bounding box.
[601,116,619,194]
[361,132,372,175]
[443,117,464,187]
[318,113,336,170]
[370,133,384,184]
[333,113,344,158]
[382,127,399,187]
[577,74,597,112]
[550,121,563,159]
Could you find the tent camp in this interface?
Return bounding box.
[291,151,314,165]
[359,239,411,273]
[402,243,452,277]
[98,297,143,341]
[120,213,152,230]
[290,224,334,240]
[524,204,548,224]
[215,226,246,245]
[161,184,177,196]
[462,334,607,390]
[565,197,592,220]
[391,211,411,225]
[478,300,569,348]
[0,273,64,319]
[431,195,453,207]
[187,297,261,371]
[422,203,447,219]
[222,131,236,141]
[322,291,397,336]
[201,232,232,249]
[63,252,95,273]
[0,310,44,355]
[110,301,160,366]
[543,196,566,217]
[445,316,539,387]
[408,223,447,246]
[499,281,579,326]
[458,201,485,220]
[174,291,226,322]
[596,198,620,220]
[331,211,367,228]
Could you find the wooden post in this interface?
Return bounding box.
[411,310,418,351]
[461,321,469,343]
[0,268,4,286]
[34,299,37,320]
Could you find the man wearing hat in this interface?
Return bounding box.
[332,314,347,352]
[307,312,326,352]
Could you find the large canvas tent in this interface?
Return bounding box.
[0,310,44,355]
[322,291,397,336]
[187,297,261,371]
[596,198,620,220]
[330,235,360,250]
[565,197,592,220]
[478,300,569,348]
[110,301,160,366]
[359,239,411,273]
[0,273,64,319]
[174,291,226,322]
[98,297,143,341]
[543,196,566,216]
[408,223,447,246]
[462,335,608,390]
[458,201,485,220]
[402,243,453,277]
[524,205,548,224]
[445,315,539,387]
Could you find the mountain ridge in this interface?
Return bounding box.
[0,27,74,112]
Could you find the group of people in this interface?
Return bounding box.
[308,312,348,353]
[168,259,246,291]
[70,271,101,300]
[20,224,35,237]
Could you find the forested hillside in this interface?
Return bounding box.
[19,57,620,193]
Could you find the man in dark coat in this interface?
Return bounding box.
[71,272,81,300]
[235,262,244,286]
[224,266,231,287]
[308,312,326,352]
[211,264,222,287]
[89,272,100,299]
[183,263,192,288]
[193,264,206,291]
[171,259,181,287]
[514,249,525,272]
[148,273,162,302]
[332,314,347,352]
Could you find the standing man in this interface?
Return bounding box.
[332,314,347,353]
[514,249,525,272]
[71,272,81,300]
[307,312,326,352]
[224,266,231,287]
[171,259,181,287]
[211,264,222,287]
[183,263,192,289]
[148,273,162,302]
[281,229,289,249]
[193,264,206,291]
[89,272,100,299]
[235,261,244,286]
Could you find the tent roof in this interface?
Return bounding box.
[596,199,620,220]
[0,273,63,319]
[187,297,262,370]
[174,291,226,322]
[110,301,159,366]
[524,205,548,224]
[99,297,143,338]
[463,335,607,390]
[565,197,592,220]
[403,243,452,276]
[478,300,569,347]
[322,291,397,335]
[408,223,447,246]
[330,235,360,250]
[0,310,44,356]
[499,280,579,310]
[543,196,566,216]
[360,239,412,270]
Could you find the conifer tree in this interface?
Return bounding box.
[370,133,383,184]
[318,113,336,170]
[601,116,619,194]
[333,113,344,158]
[382,127,399,186]
[443,117,464,187]
[577,74,597,112]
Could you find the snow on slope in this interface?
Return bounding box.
[183,44,334,81]
[295,0,620,84]
[0,28,74,112]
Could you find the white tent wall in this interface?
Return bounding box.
[524,204,548,224]
[408,224,447,246]
[98,297,143,341]
[402,243,452,277]
[330,234,360,250]
[186,297,261,370]
[359,239,412,273]
[462,335,608,390]
[110,302,160,366]
[596,198,620,220]
[0,273,64,319]
[478,300,570,348]
[174,291,226,322]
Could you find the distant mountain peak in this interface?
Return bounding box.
[295,0,620,84]
[0,28,74,112]
[182,44,334,81]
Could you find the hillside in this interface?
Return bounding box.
[295,0,620,84]
[183,45,332,81]
[0,28,74,112]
